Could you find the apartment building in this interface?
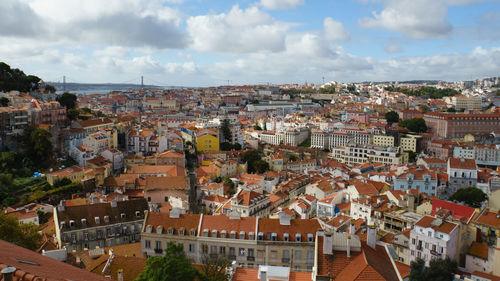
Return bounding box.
[454,145,500,167]
[141,211,319,271]
[127,129,168,155]
[0,106,29,135]
[373,135,395,147]
[77,118,114,134]
[423,112,500,138]
[228,190,271,217]
[408,216,459,266]
[451,95,482,110]
[447,158,478,193]
[54,198,148,252]
[331,145,408,166]
[393,166,439,196]
[311,131,329,149]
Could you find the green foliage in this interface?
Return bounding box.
[56,92,77,110]
[253,123,262,130]
[241,150,268,174]
[0,62,42,92]
[298,139,311,148]
[0,97,9,107]
[0,213,42,251]
[53,177,72,188]
[446,107,456,112]
[214,177,222,183]
[135,242,200,281]
[28,129,53,168]
[406,150,417,163]
[450,187,487,208]
[398,118,428,133]
[385,111,399,123]
[319,86,336,94]
[220,142,242,151]
[36,210,49,224]
[289,154,298,162]
[67,109,80,121]
[409,257,457,281]
[385,86,460,99]
[44,84,56,93]
[221,119,232,143]
[233,143,242,150]
[200,253,231,281]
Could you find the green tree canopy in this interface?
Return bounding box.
[385,111,399,123]
[135,242,200,281]
[57,92,77,110]
[241,150,268,174]
[200,253,231,281]
[409,257,457,281]
[28,129,53,168]
[398,118,428,133]
[0,62,41,92]
[450,187,487,208]
[67,108,80,121]
[385,86,460,99]
[221,119,232,143]
[0,213,42,251]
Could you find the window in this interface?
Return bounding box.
[239,248,245,256]
[211,246,217,254]
[229,247,235,257]
[425,243,429,249]
[202,245,208,254]
[284,233,289,242]
[295,233,301,242]
[432,244,436,251]
[411,250,414,256]
[220,246,226,254]
[411,238,415,245]
[428,231,432,237]
[295,250,302,260]
[148,197,151,202]
[164,196,168,202]
[307,233,314,242]
[145,240,151,249]
[248,248,254,258]
[283,250,290,259]
[189,244,195,252]
[155,241,162,250]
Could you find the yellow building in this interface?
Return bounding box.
[196,129,219,153]
[372,135,395,147]
[400,134,421,153]
[46,166,94,186]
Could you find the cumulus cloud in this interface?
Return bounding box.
[359,0,452,39]
[93,46,130,58]
[0,0,44,37]
[186,5,291,53]
[259,0,304,10]
[323,17,350,41]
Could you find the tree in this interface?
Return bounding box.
[233,143,242,150]
[241,150,266,174]
[450,187,487,208]
[385,111,399,123]
[67,108,80,121]
[57,92,77,110]
[0,97,9,107]
[28,129,53,168]
[45,84,56,93]
[406,150,417,163]
[221,119,232,143]
[409,257,457,281]
[0,213,42,251]
[446,107,456,112]
[200,253,231,281]
[253,123,262,130]
[220,142,232,151]
[254,160,270,174]
[136,242,200,281]
[399,118,428,133]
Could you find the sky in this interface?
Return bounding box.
[0,0,500,87]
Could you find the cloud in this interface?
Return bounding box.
[93,46,130,58]
[186,5,291,53]
[323,17,350,41]
[0,0,44,37]
[384,44,403,53]
[359,0,452,39]
[259,0,304,10]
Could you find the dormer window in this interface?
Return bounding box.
[258,232,264,240]
[179,229,185,236]
[307,233,314,242]
[271,232,277,241]
[284,233,289,242]
[135,211,141,218]
[121,213,126,219]
[81,218,87,226]
[168,227,174,235]
[146,225,153,233]
[190,229,196,236]
[230,230,237,239]
[239,231,245,239]
[60,221,66,229]
[104,216,110,223]
[221,230,227,238]
[203,229,209,237]
[266,232,272,240]
[295,233,302,242]
[95,217,100,224]
[249,231,255,240]
[69,220,75,227]
[212,229,218,237]
[156,225,164,234]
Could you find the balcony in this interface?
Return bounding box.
[282,258,290,263]
[247,256,255,261]
[154,248,163,254]
[416,245,423,251]
[229,255,236,260]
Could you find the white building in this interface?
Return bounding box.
[408,216,459,266]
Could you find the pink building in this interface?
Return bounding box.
[423,112,500,139]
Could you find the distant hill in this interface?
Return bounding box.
[0,62,49,92]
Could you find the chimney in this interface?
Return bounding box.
[1,267,16,281]
[110,200,117,208]
[58,200,66,212]
[259,266,268,281]
[367,225,377,250]
[322,232,334,255]
[117,269,124,281]
[279,212,291,226]
[346,235,351,258]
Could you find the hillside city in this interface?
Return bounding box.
[1,62,500,281]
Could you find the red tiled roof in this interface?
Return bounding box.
[431,199,475,223]
[415,215,458,234]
